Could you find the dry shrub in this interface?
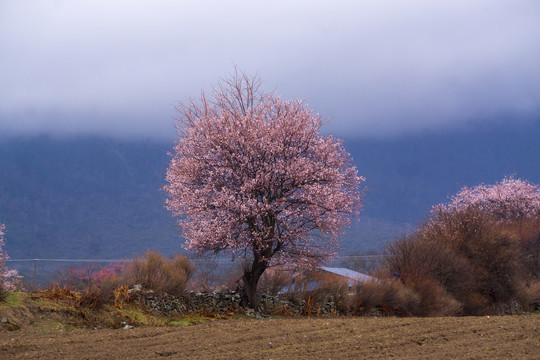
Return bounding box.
[0,281,6,303]
[405,277,462,316]
[384,208,525,315]
[224,258,251,291]
[77,287,104,309]
[51,263,104,290]
[50,250,195,308]
[257,266,291,296]
[123,250,195,296]
[190,257,220,291]
[42,284,78,301]
[512,215,540,280]
[384,234,475,308]
[311,272,351,313]
[284,270,351,314]
[78,265,124,308]
[352,280,420,316]
[518,280,540,311]
[114,285,130,310]
[425,209,523,308]
[301,294,318,316]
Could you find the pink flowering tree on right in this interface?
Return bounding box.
[434,176,540,221]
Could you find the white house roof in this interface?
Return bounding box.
[319,266,377,285]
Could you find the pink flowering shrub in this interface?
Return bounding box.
[435,176,540,221]
[0,224,22,294]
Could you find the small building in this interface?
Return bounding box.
[280,266,377,294]
[318,266,377,289]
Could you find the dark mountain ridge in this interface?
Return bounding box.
[0,119,538,259]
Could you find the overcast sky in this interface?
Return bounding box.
[1,0,539,139]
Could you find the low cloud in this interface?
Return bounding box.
[1,0,539,138]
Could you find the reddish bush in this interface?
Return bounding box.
[77,263,125,308]
[52,263,105,290]
[426,208,523,306]
[384,233,475,305]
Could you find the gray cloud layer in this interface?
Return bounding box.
[1,0,539,138]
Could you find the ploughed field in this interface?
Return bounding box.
[1,316,539,359]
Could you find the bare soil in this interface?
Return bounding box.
[1,315,539,359]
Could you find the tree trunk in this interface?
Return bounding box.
[239,258,268,309]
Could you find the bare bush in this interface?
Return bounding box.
[512,215,540,280]
[225,258,252,292]
[123,250,195,296]
[51,263,105,290]
[309,272,351,313]
[77,264,124,308]
[384,208,525,315]
[518,280,540,311]
[0,281,6,303]
[256,266,291,296]
[50,250,195,308]
[352,280,420,316]
[280,270,351,314]
[189,256,220,291]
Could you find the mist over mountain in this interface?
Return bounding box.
[348,119,540,223]
[0,119,538,259]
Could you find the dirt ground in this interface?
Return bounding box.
[1,315,539,359]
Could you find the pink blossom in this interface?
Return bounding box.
[434,176,540,221]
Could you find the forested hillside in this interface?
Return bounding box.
[0,137,177,258]
[0,120,538,259]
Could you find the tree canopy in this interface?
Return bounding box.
[165,73,365,307]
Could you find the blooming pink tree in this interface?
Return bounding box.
[434,176,540,221]
[165,73,365,308]
[0,224,20,291]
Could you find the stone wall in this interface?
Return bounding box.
[130,288,340,317]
